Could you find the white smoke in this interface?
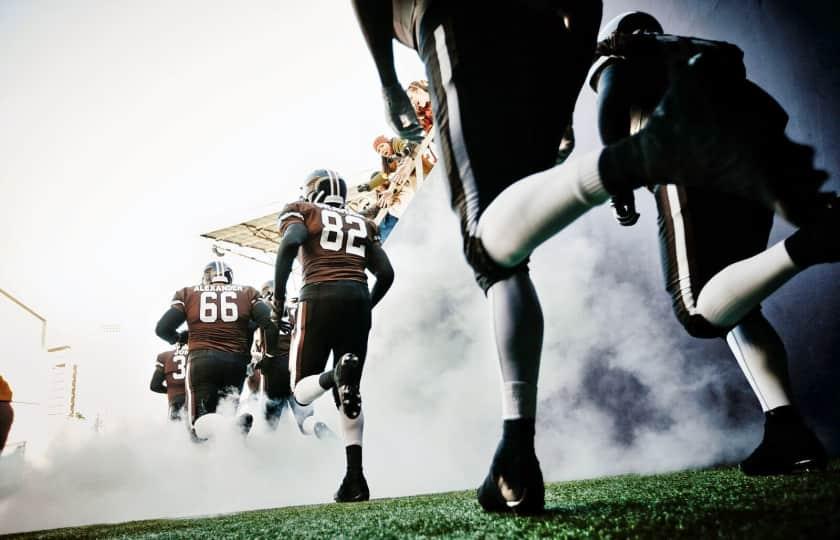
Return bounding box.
[0,162,766,535]
[365,170,760,491]
[0,395,343,534]
[0,86,762,540]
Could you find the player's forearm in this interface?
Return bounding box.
[252,301,279,355]
[367,245,394,308]
[274,223,307,305]
[155,308,186,344]
[352,0,399,87]
[596,64,637,208]
[149,368,167,393]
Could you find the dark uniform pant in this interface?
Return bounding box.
[168,394,186,422]
[417,0,602,290]
[258,353,293,427]
[655,185,774,337]
[292,281,372,394]
[186,349,250,425]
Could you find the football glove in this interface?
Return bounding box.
[382,84,425,143]
[610,192,640,226]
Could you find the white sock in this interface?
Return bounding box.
[293,374,328,405]
[501,381,537,420]
[478,151,609,267]
[695,241,800,328]
[726,316,793,412]
[340,408,364,447]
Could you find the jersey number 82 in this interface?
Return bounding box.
[320,209,367,257]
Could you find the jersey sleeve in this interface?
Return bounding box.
[171,288,187,313]
[244,286,261,306]
[277,202,306,235]
[155,352,167,369]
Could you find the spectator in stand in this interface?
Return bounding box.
[347,175,383,221]
[0,376,13,452]
[407,80,434,133]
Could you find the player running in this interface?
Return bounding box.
[274,169,394,502]
[589,11,835,476]
[149,344,189,421]
[246,280,333,439]
[155,260,278,438]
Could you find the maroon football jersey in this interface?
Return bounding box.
[171,284,261,353]
[278,201,381,286]
[156,350,186,401]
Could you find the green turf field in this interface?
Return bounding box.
[6,461,839,539]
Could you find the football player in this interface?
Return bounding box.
[248,281,333,438]
[589,11,835,476]
[155,260,278,437]
[274,169,394,502]
[149,344,188,421]
[352,0,828,513]
[0,375,12,453]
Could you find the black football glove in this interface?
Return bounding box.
[610,192,640,226]
[176,330,189,345]
[382,84,425,143]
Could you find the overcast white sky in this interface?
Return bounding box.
[0,1,426,432]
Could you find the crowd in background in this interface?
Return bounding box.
[346,80,437,241]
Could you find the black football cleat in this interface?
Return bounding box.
[477,441,545,515]
[334,470,370,503]
[740,406,828,476]
[333,353,363,419]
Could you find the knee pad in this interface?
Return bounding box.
[464,234,530,293]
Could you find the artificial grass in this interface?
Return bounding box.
[6,460,839,539]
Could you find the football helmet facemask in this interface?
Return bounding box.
[301,169,347,207]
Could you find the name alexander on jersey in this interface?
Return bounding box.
[192,284,246,292]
